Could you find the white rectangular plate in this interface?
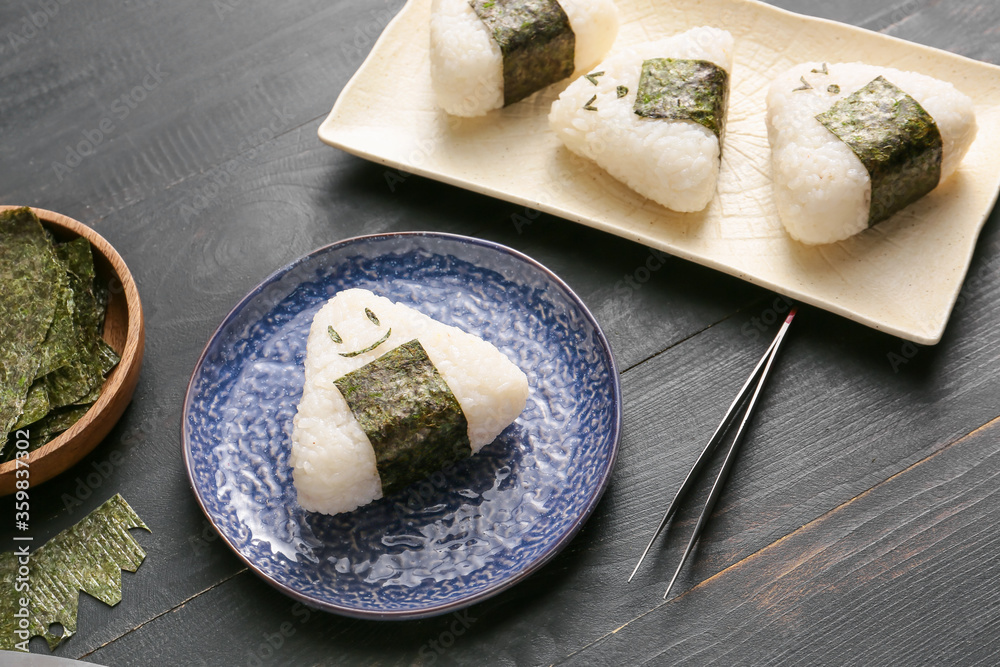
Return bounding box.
[319,0,1000,344]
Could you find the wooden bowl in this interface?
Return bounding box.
[0,206,144,495]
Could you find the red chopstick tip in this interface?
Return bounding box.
[785,307,797,323]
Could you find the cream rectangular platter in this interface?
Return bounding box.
[319,0,1000,344]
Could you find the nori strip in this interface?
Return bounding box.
[43,237,119,411]
[33,268,76,378]
[34,236,102,379]
[32,404,92,436]
[93,279,110,329]
[793,76,813,92]
[334,339,471,496]
[0,494,148,650]
[469,0,575,106]
[43,355,104,411]
[13,381,49,430]
[74,386,102,407]
[0,208,61,444]
[97,340,121,376]
[634,58,730,138]
[58,238,104,345]
[339,328,392,358]
[59,236,95,282]
[816,76,943,226]
[3,405,92,462]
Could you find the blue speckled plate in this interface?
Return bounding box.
[183,232,621,620]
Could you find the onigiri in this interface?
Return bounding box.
[548,27,734,212]
[766,62,978,245]
[430,0,619,117]
[290,289,529,515]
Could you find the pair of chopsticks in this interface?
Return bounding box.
[629,307,797,599]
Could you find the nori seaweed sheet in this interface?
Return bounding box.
[815,76,943,226]
[334,339,471,496]
[0,208,61,445]
[31,404,91,438]
[634,58,730,138]
[43,361,102,411]
[0,209,119,458]
[34,268,76,379]
[64,240,120,379]
[3,405,92,462]
[43,237,119,412]
[60,236,95,283]
[0,494,149,650]
[469,0,575,106]
[13,381,49,430]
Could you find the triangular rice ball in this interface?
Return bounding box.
[549,27,734,212]
[291,289,528,515]
[766,62,977,244]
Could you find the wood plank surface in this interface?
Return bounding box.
[559,415,1000,666]
[1,0,999,664]
[0,0,405,219]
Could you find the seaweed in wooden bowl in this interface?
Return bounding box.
[0,206,144,494]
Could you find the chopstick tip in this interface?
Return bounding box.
[662,578,678,600]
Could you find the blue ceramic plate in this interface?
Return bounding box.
[183,232,621,619]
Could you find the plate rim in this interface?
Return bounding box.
[181,230,623,620]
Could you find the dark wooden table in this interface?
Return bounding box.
[3,0,999,664]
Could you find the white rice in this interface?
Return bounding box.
[548,27,735,212]
[430,0,619,117]
[290,289,529,515]
[766,62,978,245]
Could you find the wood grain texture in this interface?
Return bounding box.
[0,0,407,220]
[559,414,1000,666]
[0,0,998,663]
